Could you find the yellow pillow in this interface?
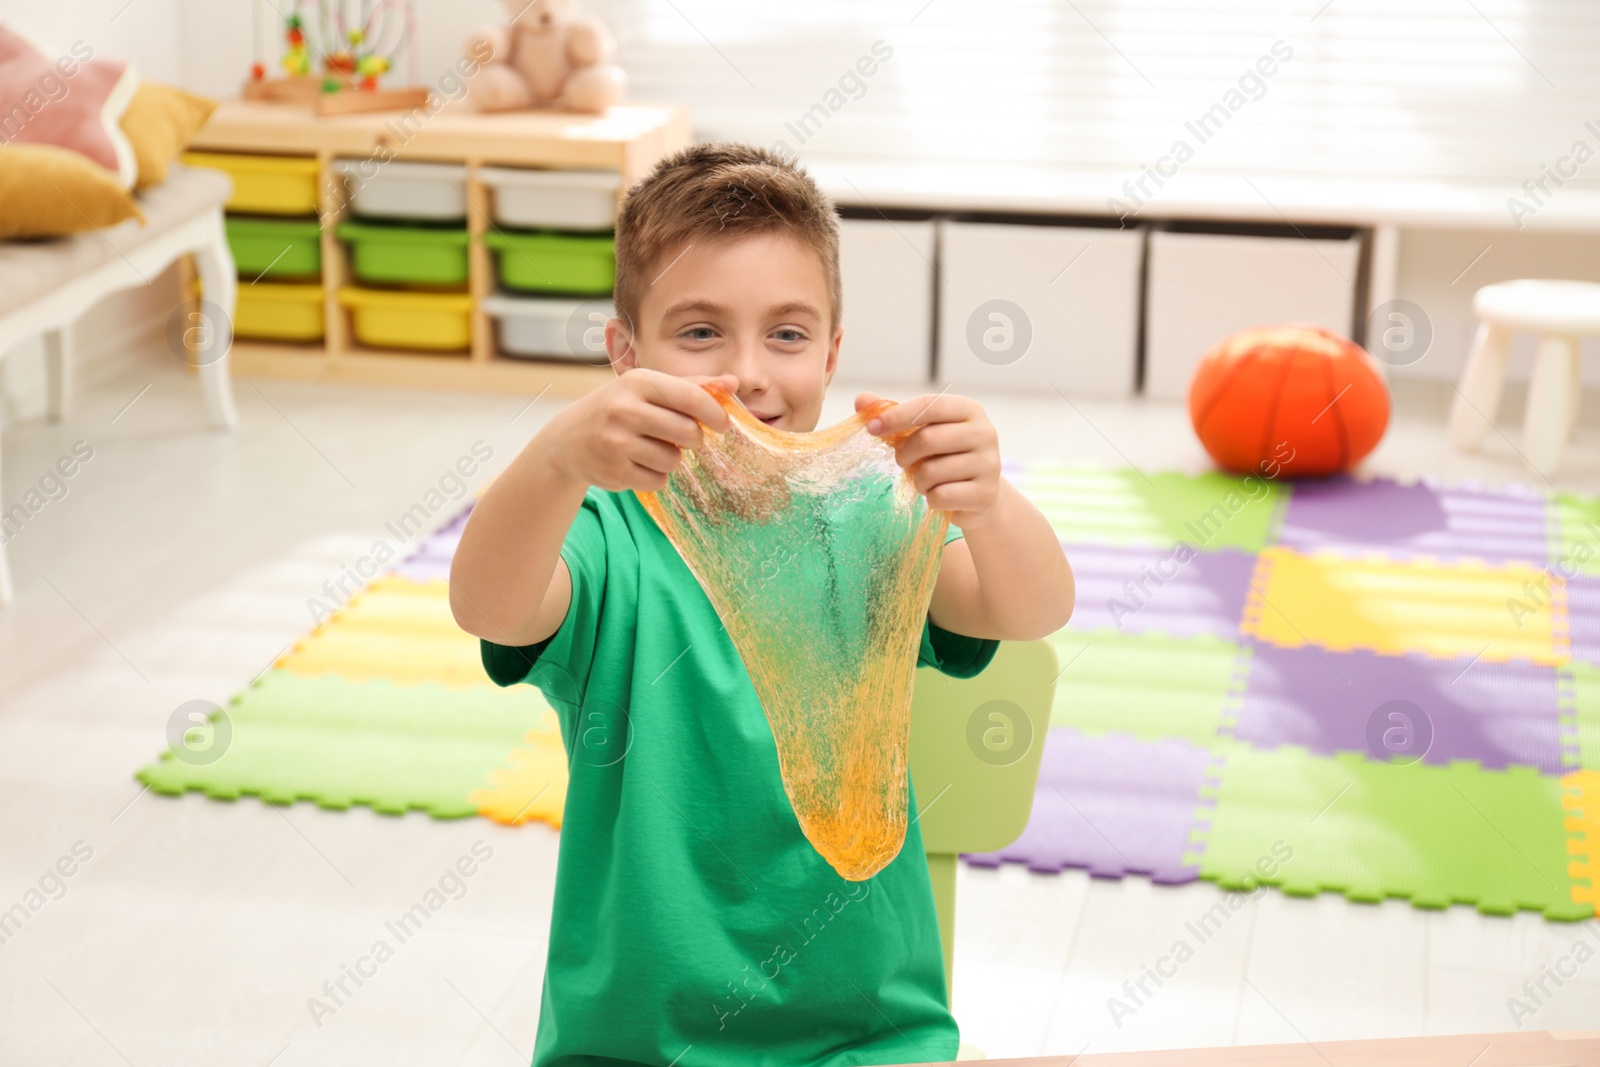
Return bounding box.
[120,82,217,190]
[0,144,144,239]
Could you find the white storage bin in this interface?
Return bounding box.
[485,293,615,362]
[331,159,469,221]
[1144,230,1361,399]
[838,217,935,385]
[937,220,1143,395]
[479,167,621,231]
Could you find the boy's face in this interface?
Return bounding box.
[607,231,841,432]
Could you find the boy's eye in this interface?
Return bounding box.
[772,328,806,343]
[681,326,717,342]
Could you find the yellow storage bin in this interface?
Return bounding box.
[235,282,324,341]
[182,152,321,215]
[339,287,473,351]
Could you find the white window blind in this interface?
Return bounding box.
[592,0,1600,184]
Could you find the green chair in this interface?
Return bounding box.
[910,638,1058,1006]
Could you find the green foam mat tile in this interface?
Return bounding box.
[1189,743,1591,920]
[1014,464,1287,553]
[1564,663,1600,772]
[1554,493,1600,578]
[136,671,556,817]
[1049,629,1245,746]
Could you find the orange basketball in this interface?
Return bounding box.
[1188,324,1389,478]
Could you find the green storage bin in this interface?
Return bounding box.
[335,220,470,288]
[485,229,614,295]
[225,216,323,279]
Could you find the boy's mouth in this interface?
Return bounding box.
[752,412,783,427]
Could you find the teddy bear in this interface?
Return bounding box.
[464,0,625,114]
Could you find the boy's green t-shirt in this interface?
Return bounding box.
[482,487,998,1067]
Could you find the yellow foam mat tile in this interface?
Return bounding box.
[1243,546,1566,665]
[278,575,490,687]
[1564,770,1600,910]
[472,724,570,828]
[314,575,455,629]
[284,631,488,687]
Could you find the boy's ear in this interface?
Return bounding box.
[823,324,842,388]
[606,316,637,374]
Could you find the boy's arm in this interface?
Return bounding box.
[449,450,586,649]
[926,482,1074,641]
[859,393,1074,642]
[450,369,734,647]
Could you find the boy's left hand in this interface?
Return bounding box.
[857,392,1001,529]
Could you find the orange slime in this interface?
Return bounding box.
[637,384,948,880]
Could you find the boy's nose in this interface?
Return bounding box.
[727,341,769,394]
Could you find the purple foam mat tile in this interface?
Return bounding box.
[401,541,456,568]
[963,728,1215,884]
[411,503,473,547]
[1275,477,1551,565]
[387,503,475,575]
[1446,477,1545,498]
[391,557,452,582]
[1063,544,1257,639]
[1565,576,1600,666]
[391,543,453,572]
[419,526,457,552]
[1230,643,1563,772]
[411,524,466,559]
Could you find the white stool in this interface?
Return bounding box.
[1449,279,1600,475]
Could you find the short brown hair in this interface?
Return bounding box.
[614,143,842,333]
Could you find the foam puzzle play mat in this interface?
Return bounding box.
[136,463,1600,921]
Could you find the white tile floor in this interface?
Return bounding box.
[2,340,1598,1065]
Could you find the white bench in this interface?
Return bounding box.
[0,164,238,607]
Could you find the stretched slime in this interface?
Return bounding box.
[637,384,949,880]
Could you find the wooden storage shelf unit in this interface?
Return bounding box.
[190,100,691,396]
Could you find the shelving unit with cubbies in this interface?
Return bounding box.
[184,99,690,397]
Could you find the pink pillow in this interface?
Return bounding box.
[0,25,138,189]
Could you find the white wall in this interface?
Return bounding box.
[597,0,1600,185]
[0,0,181,83]
[3,0,506,101]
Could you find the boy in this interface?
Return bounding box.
[450,144,1074,1066]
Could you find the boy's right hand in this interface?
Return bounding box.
[541,369,739,493]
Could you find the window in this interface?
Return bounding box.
[596,0,1600,183]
